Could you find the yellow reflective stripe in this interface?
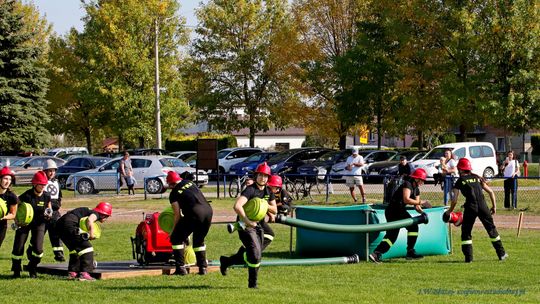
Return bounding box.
[243,252,260,268]
[383,238,393,247]
[263,234,274,241]
[193,245,206,252]
[407,232,419,236]
[172,244,185,250]
[52,247,64,251]
[11,254,23,260]
[69,250,77,255]
[491,235,501,242]
[31,251,44,258]
[461,240,473,245]
[78,247,94,256]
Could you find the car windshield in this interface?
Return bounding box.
[94,159,110,166]
[217,150,232,159]
[316,151,341,162]
[390,151,419,161]
[268,150,299,162]
[160,158,188,167]
[423,148,451,160]
[11,157,30,166]
[244,153,266,162]
[185,154,197,162]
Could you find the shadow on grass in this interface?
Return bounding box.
[263,251,296,259]
[101,285,229,291]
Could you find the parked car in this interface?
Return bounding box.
[267,148,334,175]
[229,152,279,176]
[66,156,208,195]
[0,156,22,167]
[412,142,498,179]
[56,156,111,188]
[170,151,196,162]
[10,156,66,185]
[367,150,428,182]
[47,147,89,158]
[330,150,397,182]
[296,150,350,182]
[217,147,263,174]
[184,153,197,168]
[127,148,170,156]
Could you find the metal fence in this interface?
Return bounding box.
[72,173,120,197]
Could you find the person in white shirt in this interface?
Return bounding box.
[502,151,520,209]
[345,149,366,203]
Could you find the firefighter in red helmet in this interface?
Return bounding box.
[166,171,213,275]
[446,158,507,262]
[11,171,52,278]
[56,201,112,280]
[42,159,65,262]
[220,162,277,288]
[0,167,19,249]
[267,175,293,215]
[369,168,430,263]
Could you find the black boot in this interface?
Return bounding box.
[11,259,22,278]
[406,249,424,260]
[219,256,230,276]
[248,267,259,289]
[462,244,473,263]
[173,249,187,276]
[195,251,207,275]
[54,251,65,262]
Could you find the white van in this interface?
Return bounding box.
[411,142,498,179]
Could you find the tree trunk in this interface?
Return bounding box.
[417,130,424,149]
[249,127,255,148]
[84,127,92,154]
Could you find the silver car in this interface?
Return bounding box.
[10,156,66,185]
[66,156,208,194]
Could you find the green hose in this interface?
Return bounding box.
[276,213,428,233]
[209,255,360,267]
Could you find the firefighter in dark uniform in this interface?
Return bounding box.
[267,175,293,216]
[219,162,277,289]
[446,158,507,262]
[0,167,18,248]
[369,168,428,263]
[43,159,65,261]
[56,202,112,280]
[166,171,213,275]
[11,171,52,278]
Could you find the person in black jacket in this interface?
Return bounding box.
[166,171,213,276]
[446,158,507,263]
[56,202,112,281]
[11,171,52,278]
[43,159,65,262]
[0,167,18,248]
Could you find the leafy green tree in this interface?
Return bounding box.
[0,0,51,152]
[79,0,190,149]
[190,0,295,147]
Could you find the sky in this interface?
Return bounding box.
[27,0,201,36]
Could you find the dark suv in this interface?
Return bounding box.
[297,149,350,182]
[267,148,334,175]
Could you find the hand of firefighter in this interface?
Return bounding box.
[420,201,432,209]
[268,212,276,223]
[415,204,423,214]
[44,208,53,220]
[490,206,496,215]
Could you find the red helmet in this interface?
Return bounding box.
[267,175,282,188]
[255,162,271,176]
[94,201,112,217]
[31,171,48,185]
[0,166,14,178]
[457,158,472,171]
[410,168,427,181]
[166,171,182,184]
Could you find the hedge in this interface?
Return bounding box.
[165,133,237,152]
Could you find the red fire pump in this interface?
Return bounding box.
[131,212,173,265]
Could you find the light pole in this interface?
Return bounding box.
[154,18,162,149]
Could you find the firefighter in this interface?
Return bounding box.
[219,162,277,289]
[56,202,112,281]
[267,175,293,216]
[43,159,65,262]
[446,158,507,263]
[166,171,213,275]
[369,168,428,263]
[0,167,18,248]
[11,171,52,278]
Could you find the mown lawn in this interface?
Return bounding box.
[0,193,538,303]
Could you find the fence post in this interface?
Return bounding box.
[116,173,120,195]
[144,176,147,200]
[325,174,329,203]
[223,174,227,198]
[73,176,77,198]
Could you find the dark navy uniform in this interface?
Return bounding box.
[454,174,506,262]
[274,188,293,216]
[0,191,18,247]
[169,180,213,273]
[11,189,51,277]
[45,177,64,260]
[372,178,420,257]
[56,207,104,273]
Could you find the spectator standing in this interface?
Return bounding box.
[345,149,366,203]
[502,151,520,209]
[118,151,133,193]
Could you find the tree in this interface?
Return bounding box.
[190,0,295,147]
[0,0,51,152]
[79,0,190,149]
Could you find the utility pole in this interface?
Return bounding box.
[154,18,162,149]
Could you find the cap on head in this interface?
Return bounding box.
[352,148,359,154]
[166,171,182,185]
[457,158,472,171]
[410,168,427,181]
[254,162,271,176]
[0,166,14,177]
[31,171,48,185]
[94,201,112,217]
[43,159,58,170]
[267,175,282,188]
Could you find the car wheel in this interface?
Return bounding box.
[146,178,163,194]
[77,178,95,195]
[483,167,495,179]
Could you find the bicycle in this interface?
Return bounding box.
[228,171,253,198]
[279,169,320,202]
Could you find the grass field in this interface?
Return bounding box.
[0,192,539,303]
